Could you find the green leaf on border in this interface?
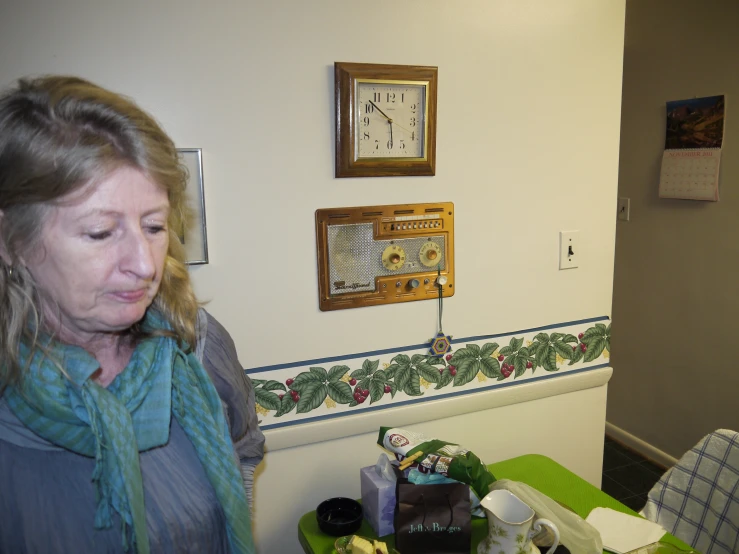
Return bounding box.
[275,394,297,417]
[562,334,578,344]
[385,364,399,380]
[583,337,606,362]
[466,343,481,355]
[327,381,353,404]
[513,356,526,378]
[309,367,327,379]
[369,379,386,404]
[449,347,475,365]
[453,358,477,386]
[480,356,503,379]
[291,371,322,391]
[552,341,573,360]
[568,348,584,365]
[328,365,350,382]
[394,365,412,393]
[511,337,524,351]
[261,380,287,392]
[403,368,423,396]
[481,342,499,358]
[435,369,455,389]
[391,354,410,366]
[350,367,372,379]
[255,388,281,410]
[581,327,601,340]
[499,346,513,356]
[362,359,380,374]
[296,382,328,413]
[541,347,558,371]
[417,362,441,383]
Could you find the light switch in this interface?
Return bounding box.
[559,231,579,270]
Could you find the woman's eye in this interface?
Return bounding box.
[147,225,166,234]
[87,231,112,241]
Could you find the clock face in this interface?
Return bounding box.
[355,81,426,160]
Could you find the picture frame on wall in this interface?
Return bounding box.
[177,148,209,265]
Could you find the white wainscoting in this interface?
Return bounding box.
[252,366,612,553]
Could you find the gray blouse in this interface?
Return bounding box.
[0,310,265,554]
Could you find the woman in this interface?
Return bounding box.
[0,76,265,554]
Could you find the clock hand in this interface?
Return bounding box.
[369,100,416,136]
[369,100,393,122]
[389,120,393,149]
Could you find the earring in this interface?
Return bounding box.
[7,266,12,278]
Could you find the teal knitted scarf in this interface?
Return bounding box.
[4,312,254,554]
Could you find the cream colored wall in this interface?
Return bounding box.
[0,0,624,368]
[610,0,739,459]
[0,1,626,552]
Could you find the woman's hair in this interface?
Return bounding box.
[0,75,199,392]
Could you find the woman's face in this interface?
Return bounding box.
[26,166,170,339]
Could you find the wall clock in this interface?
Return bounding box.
[334,62,438,178]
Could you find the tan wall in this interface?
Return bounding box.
[610,0,739,459]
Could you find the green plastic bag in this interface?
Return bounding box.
[377,426,496,502]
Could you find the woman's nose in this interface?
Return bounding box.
[121,229,157,279]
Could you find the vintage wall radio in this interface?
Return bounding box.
[316,202,454,311]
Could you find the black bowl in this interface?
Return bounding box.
[316,497,363,537]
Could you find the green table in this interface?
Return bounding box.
[298,454,691,553]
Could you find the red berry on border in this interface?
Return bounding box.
[445,354,453,362]
[279,394,284,400]
[357,395,366,404]
[450,368,457,376]
[349,378,357,386]
[292,393,300,402]
[578,333,584,339]
[580,343,587,352]
[384,385,392,393]
[498,355,505,362]
[363,389,370,397]
[572,346,577,351]
[526,361,533,369]
[286,378,294,386]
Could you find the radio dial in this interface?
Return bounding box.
[419,241,442,267]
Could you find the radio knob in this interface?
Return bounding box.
[390,253,401,264]
[426,250,437,260]
[436,275,448,286]
[408,279,420,289]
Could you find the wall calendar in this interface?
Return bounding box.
[659,95,725,202]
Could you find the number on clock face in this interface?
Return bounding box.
[356,82,425,159]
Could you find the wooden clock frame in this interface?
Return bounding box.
[334,62,438,178]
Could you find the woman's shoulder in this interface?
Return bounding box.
[195,308,264,462]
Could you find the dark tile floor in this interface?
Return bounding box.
[602,435,667,512]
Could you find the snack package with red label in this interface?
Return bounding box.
[377,426,496,503]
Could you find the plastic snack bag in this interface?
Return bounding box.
[377,426,496,504]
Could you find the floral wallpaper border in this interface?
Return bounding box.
[249,317,611,430]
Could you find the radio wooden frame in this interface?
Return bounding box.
[316,202,454,311]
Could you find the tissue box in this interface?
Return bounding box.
[360,465,396,537]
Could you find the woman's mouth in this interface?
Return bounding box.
[110,289,148,302]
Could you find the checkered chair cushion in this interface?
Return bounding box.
[641,429,739,554]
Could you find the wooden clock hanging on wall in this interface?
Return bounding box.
[334,62,438,178]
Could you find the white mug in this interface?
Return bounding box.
[478,489,560,554]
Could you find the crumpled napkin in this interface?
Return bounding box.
[585,507,665,554]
